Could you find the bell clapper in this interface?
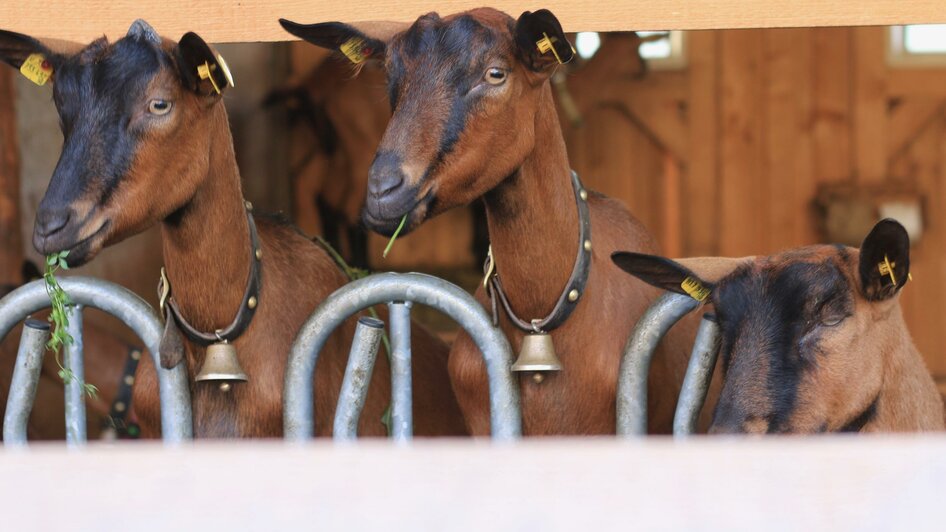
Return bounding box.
[532,372,545,384]
[219,382,232,392]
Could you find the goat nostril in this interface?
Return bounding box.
[35,210,71,237]
[368,174,405,198]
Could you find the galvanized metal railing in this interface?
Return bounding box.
[616,292,721,437]
[284,272,522,442]
[0,277,193,445]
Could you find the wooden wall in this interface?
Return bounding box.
[565,26,946,384]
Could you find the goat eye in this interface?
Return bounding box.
[148,99,172,116]
[821,315,845,328]
[484,67,507,85]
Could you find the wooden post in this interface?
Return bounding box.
[0,70,24,286]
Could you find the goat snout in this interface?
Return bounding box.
[368,151,406,199]
[34,208,71,240]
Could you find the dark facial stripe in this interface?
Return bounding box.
[387,14,496,169]
[714,260,853,432]
[51,36,167,207]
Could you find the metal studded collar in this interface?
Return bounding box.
[484,170,592,333]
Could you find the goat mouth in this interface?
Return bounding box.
[36,220,111,267]
[362,190,434,237]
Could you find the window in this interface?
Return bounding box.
[575,31,686,70]
[889,25,946,67]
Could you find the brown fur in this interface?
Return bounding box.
[16,30,465,438]
[620,236,944,433]
[291,9,702,434]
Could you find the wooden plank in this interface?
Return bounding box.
[0,70,24,286]
[889,70,946,99]
[763,28,815,248]
[2,1,946,43]
[888,98,944,161]
[897,117,946,376]
[852,27,888,184]
[719,30,766,256]
[682,31,720,256]
[811,28,853,186]
[1,438,946,530]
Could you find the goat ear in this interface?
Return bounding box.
[611,251,715,302]
[177,32,233,97]
[0,29,69,85]
[514,9,575,74]
[858,218,911,301]
[280,19,403,65]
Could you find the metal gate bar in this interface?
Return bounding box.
[3,320,49,445]
[0,277,192,444]
[672,314,721,437]
[333,317,384,440]
[617,293,725,437]
[285,272,521,441]
[63,305,87,445]
[388,302,413,442]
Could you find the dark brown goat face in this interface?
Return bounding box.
[282,8,574,235]
[0,21,231,265]
[613,219,912,434]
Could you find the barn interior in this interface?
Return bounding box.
[2,22,946,436]
[1,1,946,525]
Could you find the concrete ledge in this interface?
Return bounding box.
[1,436,944,530]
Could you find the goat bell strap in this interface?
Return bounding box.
[484,170,592,335]
[157,202,262,369]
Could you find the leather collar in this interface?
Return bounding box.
[158,203,262,348]
[838,393,880,433]
[484,170,592,333]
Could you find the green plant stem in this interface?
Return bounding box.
[44,252,98,399]
[382,215,408,258]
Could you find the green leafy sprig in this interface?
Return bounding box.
[44,252,98,399]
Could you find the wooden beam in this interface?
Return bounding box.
[1,1,945,43]
[683,31,720,256]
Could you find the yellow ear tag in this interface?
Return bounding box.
[340,37,370,64]
[681,276,710,302]
[877,255,898,287]
[197,61,221,94]
[20,53,53,86]
[535,32,565,65]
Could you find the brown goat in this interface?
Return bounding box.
[613,219,944,433]
[0,21,466,438]
[283,8,700,434]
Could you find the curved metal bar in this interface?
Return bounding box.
[63,305,87,445]
[0,277,193,443]
[616,292,699,436]
[3,320,50,446]
[333,317,384,440]
[285,272,521,441]
[387,302,413,442]
[672,313,721,437]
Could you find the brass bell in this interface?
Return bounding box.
[511,332,563,374]
[195,341,248,390]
